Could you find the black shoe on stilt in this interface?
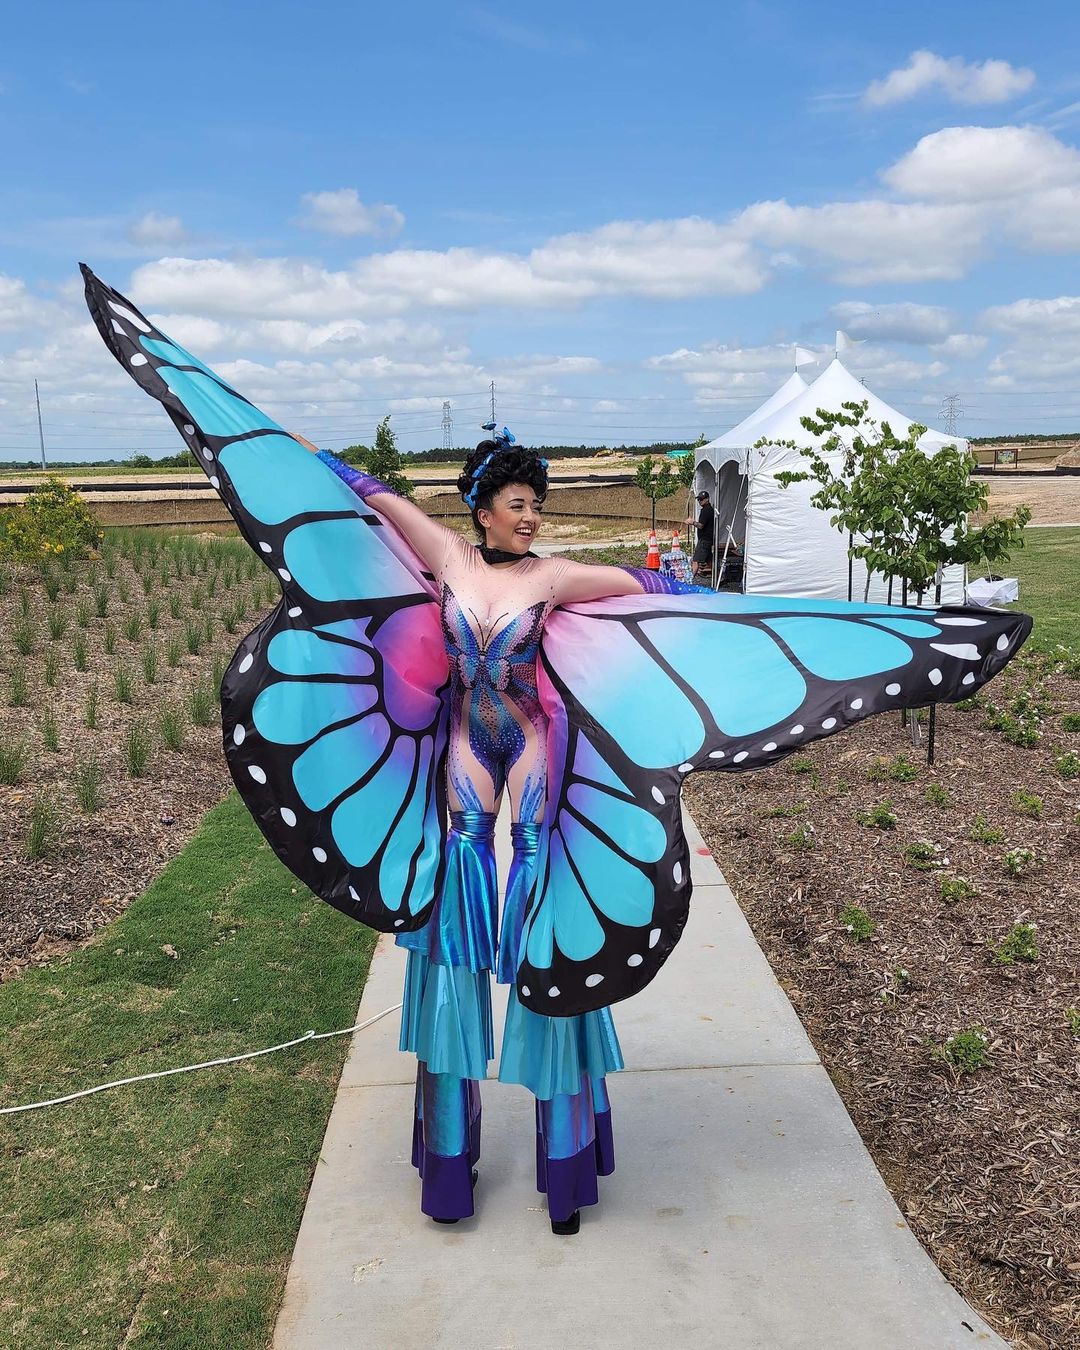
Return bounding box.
[431,1170,479,1226]
[550,1210,580,1236]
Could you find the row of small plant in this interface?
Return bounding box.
[0,674,220,781]
[832,915,1078,1074]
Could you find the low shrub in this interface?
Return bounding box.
[857,799,897,830]
[1011,789,1043,818]
[0,477,101,563]
[989,921,1039,965]
[839,903,877,941]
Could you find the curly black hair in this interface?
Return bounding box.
[457,440,548,538]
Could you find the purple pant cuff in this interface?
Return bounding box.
[412,1105,482,1221]
[536,1108,615,1222]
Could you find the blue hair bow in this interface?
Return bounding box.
[463,423,523,508]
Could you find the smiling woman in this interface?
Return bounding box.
[82,264,1032,1244]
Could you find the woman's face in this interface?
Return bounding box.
[477,481,543,554]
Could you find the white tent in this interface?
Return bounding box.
[695,358,969,603]
[694,371,808,561]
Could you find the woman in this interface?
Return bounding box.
[309,430,677,1233]
[81,264,1032,1246]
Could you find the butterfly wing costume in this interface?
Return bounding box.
[83,266,1032,1224]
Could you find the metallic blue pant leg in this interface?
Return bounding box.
[399,810,496,1222]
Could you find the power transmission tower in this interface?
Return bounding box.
[441,400,453,452]
[489,380,496,427]
[940,394,963,437]
[34,379,47,470]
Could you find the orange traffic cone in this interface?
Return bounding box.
[671,529,682,553]
[645,529,661,570]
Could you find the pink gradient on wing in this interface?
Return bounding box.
[375,605,449,731]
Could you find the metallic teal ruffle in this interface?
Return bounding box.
[396,810,498,972]
[498,986,624,1101]
[496,819,541,985]
[399,950,493,1080]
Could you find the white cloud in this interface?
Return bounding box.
[127,211,190,248]
[297,189,405,238]
[829,301,954,344]
[929,333,988,358]
[981,294,1080,336]
[732,197,987,283]
[863,51,1034,108]
[883,125,1080,201]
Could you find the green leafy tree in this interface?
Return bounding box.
[772,402,1031,601]
[634,454,679,530]
[0,476,102,562]
[367,417,413,499]
[339,443,370,468]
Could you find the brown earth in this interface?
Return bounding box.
[685,646,1080,1350]
[0,539,271,980]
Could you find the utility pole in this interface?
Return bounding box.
[441,400,453,453]
[940,394,963,437]
[489,380,496,427]
[34,379,47,470]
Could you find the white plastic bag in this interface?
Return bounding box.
[965,575,1019,607]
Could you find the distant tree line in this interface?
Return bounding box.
[969,432,1079,445]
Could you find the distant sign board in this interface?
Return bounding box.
[994,447,1017,467]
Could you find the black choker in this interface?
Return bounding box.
[477,544,534,565]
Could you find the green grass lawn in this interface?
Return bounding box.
[0,794,376,1349]
[1002,525,1080,651]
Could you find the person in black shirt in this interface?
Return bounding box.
[687,490,715,579]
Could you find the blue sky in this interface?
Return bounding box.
[2,0,1080,459]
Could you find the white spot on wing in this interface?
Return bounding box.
[312,846,327,862]
[822,717,836,730]
[258,541,272,554]
[790,724,804,735]
[280,808,297,827]
[585,973,604,988]
[278,568,292,582]
[201,447,213,461]
[733,750,748,763]
[709,750,725,759]
[129,353,148,366]
[183,423,194,435]
[288,606,302,618]
[547,986,560,998]
[886,682,901,696]
[763,741,777,752]
[247,765,266,784]
[935,617,984,626]
[232,724,246,746]
[962,672,976,685]
[678,761,693,773]
[931,642,980,661]
[850,698,863,710]
[996,634,1009,651]
[673,860,683,884]
[521,985,531,997]
[209,476,220,490]
[651,785,665,804]
[627,953,643,967]
[648,928,661,948]
[108,300,150,332]
[238,653,254,674]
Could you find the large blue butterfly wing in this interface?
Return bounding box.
[518,591,1032,1015]
[81,266,449,932]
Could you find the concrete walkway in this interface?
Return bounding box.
[273,812,1006,1350]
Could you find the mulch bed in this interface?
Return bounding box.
[684,647,1080,1350]
[0,537,271,981]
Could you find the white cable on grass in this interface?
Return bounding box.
[0,1002,403,1116]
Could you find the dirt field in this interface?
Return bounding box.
[979,474,1080,527]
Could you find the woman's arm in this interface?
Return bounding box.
[293,435,463,576]
[552,557,708,605]
[551,559,649,605]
